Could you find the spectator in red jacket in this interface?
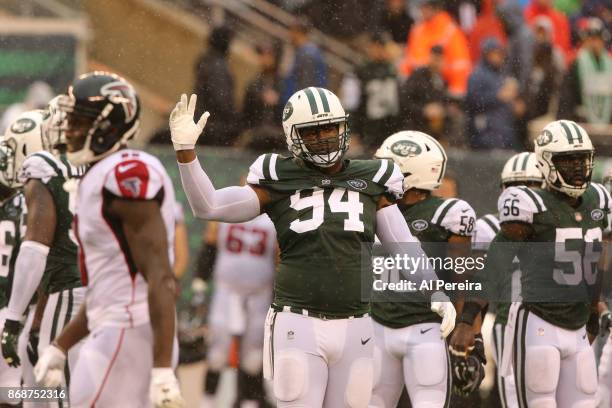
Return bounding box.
[524,0,572,58]
[468,0,507,63]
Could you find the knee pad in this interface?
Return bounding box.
[410,343,446,387]
[529,397,556,408]
[240,349,263,376]
[273,349,307,402]
[525,346,560,394]
[345,357,373,408]
[576,348,598,395]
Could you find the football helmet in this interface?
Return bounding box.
[500,152,544,187]
[59,71,140,165]
[42,94,67,151]
[534,120,594,198]
[0,137,14,190]
[282,87,349,167]
[1,110,47,187]
[374,130,447,191]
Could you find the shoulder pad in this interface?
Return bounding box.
[472,214,500,250]
[371,159,403,200]
[104,159,164,200]
[497,186,545,224]
[246,153,279,185]
[432,198,476,236]
[590,183,611,213]
[18,152,61,184]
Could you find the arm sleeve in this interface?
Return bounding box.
[178,159,260,222]
[5,241,49,321]
[376,204,438,284]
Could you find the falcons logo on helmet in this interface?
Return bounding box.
[101,81,137,123]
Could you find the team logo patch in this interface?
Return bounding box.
[282,101,293,122]
[347,179,367,190]
[591,209,604,221]
[115,160,149,198]
[321,178,331,186]
[411,219,428,231]
[390,140,421,157]
[101,81,138,122]
[536,130,553,146]
[10,118,36,134]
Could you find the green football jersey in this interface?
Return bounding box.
[495,183,610,329]
[247,153,404,317]
[0,193,26,308]
[371,195,476,328]
[20,151,85,294]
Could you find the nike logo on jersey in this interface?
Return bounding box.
[361,337,371,345]
[117,163,138,173]
[510,193,518,197]
[461,209,470,213]
[420,328,433,334]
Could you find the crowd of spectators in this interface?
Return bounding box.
[173,0,611,154]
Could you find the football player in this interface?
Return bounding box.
[472,152,543,408]
[0,103,85,407]
[198,213,276,408]
[0,135,27,407]
[171,88,456,407]
[483,120,608,407]
[596,169,612,408]
[370,131,476,407]
[33,72,184,407]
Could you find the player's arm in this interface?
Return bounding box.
[110,198,176,368]
[173,217,189,280]
[375,197,457,338]
[109,197,185,405]
[2,180,55,367]
[170,94,269,222]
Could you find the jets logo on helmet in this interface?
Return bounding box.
[375,131,446,191]
[10,118,36,134]
[2,110,47,188]
[534,120,594,198]
[500,152,544,187]
[101,81,138,122]
[282,101,293,121]
[536,130,553,146]
[390,140,421,157]
[282,87,350,168]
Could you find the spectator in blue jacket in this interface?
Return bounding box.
[280,18,328,107]
[466,38,524,150]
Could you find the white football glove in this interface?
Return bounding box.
[430,291,456,338]
[169,93,210,151]
[33,344,66,387]
[150,368,185,408]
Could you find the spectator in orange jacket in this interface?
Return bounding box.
[524,0,572,58]
[399,0,472,96]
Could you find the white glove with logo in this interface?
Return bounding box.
[169,93,210,151]
[150,368,185,408]
[33,344,66,387]
[430,291,456,338]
